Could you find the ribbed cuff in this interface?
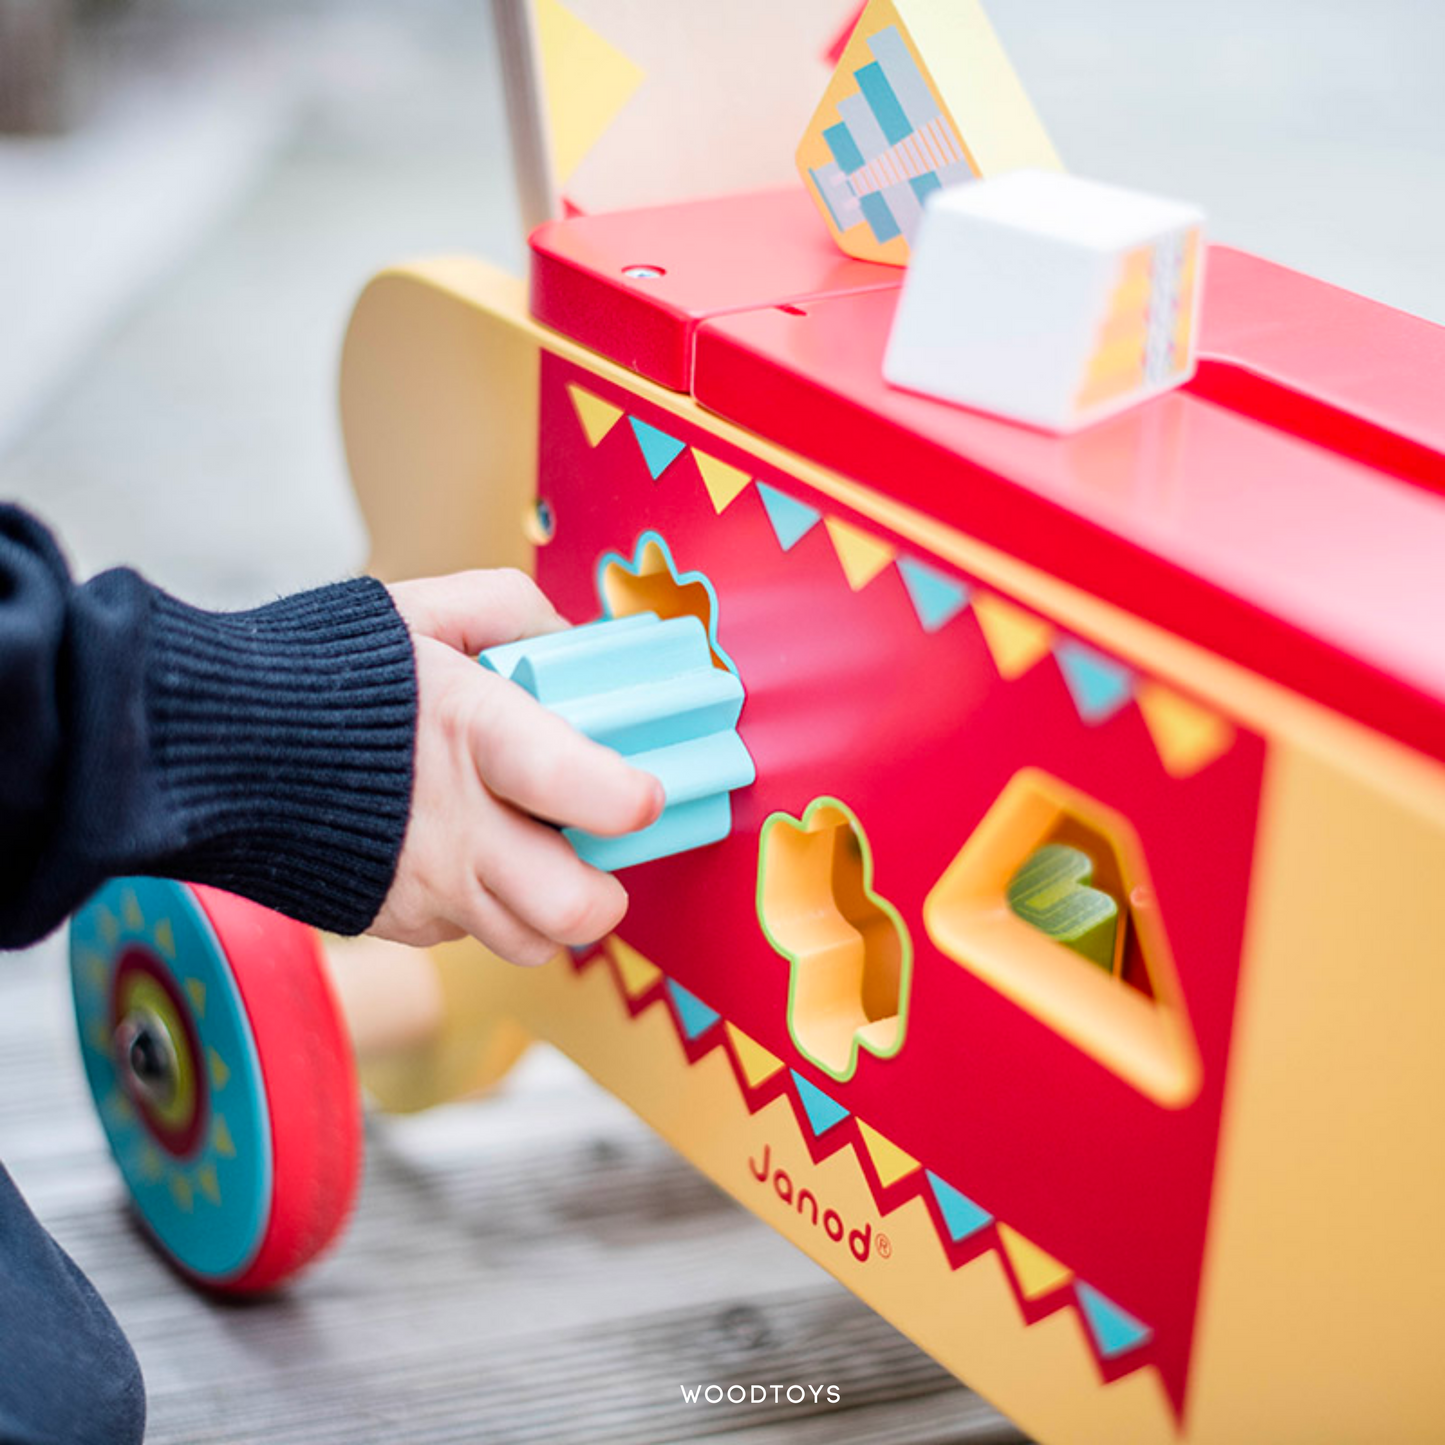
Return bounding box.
[144,578,417,935]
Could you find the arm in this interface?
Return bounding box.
[0,503,415,946]
[0,506,662,957]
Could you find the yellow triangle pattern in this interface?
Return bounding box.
[855,1119,922,1188]
[153,916,175,959]
[974,593,1055,679]
[169,1174,193,1212]
[185,978,206,1019]
[196,1162,222,1205]
[997,1223,1074,1299]
[207,1047,230,1092]
[97,907,119,946]
[567,383,624,447]
[122,889,144,931]
[604,935,662,998]
[1136,682,1234,777]
[103,1089,136,1127]
[138,1143,165,1183]
[79,950,108,991]
[824,517,896,590]
[693,451,753,513]
[534,0,645,186]
[212,1114,236,1158]
[723,1023,785,1088]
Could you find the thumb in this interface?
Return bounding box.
[388,569,569,655]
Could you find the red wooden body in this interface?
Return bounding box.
[524,191,1445,1416]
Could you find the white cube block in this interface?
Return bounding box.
[883,170,1205,432]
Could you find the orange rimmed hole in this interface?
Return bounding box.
[924,769,1199,1107]
[599,535,730,671]
[758,799,912,1082]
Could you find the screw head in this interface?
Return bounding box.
[623,265,665,280]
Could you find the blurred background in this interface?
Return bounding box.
[0,2,1441,1442]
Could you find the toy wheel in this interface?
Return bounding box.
[68,879,362,1292]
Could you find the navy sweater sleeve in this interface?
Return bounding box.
[0,505,417,947]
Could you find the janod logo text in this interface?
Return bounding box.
[748,1143,877,1262]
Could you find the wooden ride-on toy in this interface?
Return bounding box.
[329,216,1445,1445]
[69,5,1445,1443]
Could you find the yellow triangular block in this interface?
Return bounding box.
[169,1173,193,1212]
[824,516,896,590]
[153,916,176,959]
[998,1223,1073,1299]
[212,1114,236,1158]
[184,978,206,1019]
[196,1162,221,1206]
[535,0,645,186]
[604,934,662,998]
[567,383,624,447]
[724,1023,785,1088]
[974,593,1054,679]
[207,1047,230,1092]
[856,1119,921,1187]
[796,0,1060,264]
[1136,682,1234,777]
[693,451,753,513]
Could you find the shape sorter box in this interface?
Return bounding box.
[339,192,1445,1445]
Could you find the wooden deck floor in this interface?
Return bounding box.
[2,934,1025,1444]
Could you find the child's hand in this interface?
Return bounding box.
[370,570,664,965]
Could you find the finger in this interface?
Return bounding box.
[471,674,665,837]
[476,802,630,947]
[447,877,562,968]
[390,569,567,655]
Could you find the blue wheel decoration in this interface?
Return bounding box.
[69,878,274,1284]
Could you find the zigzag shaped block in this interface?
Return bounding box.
[480,613,755,870]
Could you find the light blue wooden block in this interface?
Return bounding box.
[479,613,755,870]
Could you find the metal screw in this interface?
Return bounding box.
[114,1009,180,1109]
[623,266,664,280]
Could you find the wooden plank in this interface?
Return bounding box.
[1,938,1025,1443]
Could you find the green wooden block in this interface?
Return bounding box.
[1006,843,1119,972]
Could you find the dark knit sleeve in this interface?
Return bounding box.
[0,505,417,947]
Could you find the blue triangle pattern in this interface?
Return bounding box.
[664,979,721,1040]
[628,417,687,479]
[925,1171,994,1242]
[790,1071,850,1135]
[897,557,970,631]
[1054,639,1135,723]
[756,483,822,551]
[1076,1282,1153,1358]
